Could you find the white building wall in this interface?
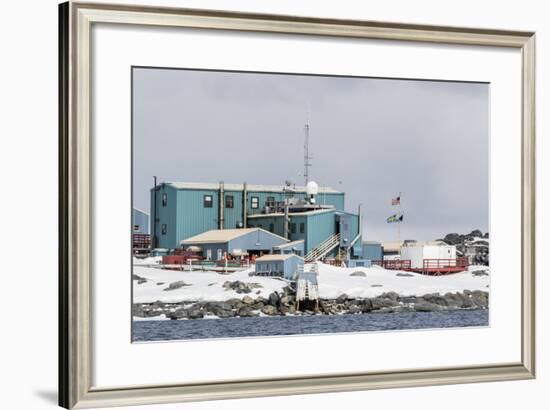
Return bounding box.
[401,245,457,269]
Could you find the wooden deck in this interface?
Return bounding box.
[372,258,468,275]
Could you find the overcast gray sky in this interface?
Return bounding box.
[133,67,488,242]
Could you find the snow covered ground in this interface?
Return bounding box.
[133,262,489,304]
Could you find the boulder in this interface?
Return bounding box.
[167,308,188,320]
[237,306,258,317]
[348,305,362,314]
[268,292,280,306]
[422,293,449,306]
[380,292,400,302]
[413,301,443,312]
[336,294,349,304]
[163,280,191,291]
[360,299,373,313]
[261,305,278,316]
[242,295,255,305]
[349,271,366,277]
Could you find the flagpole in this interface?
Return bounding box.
[397,192,400,251]
[398,192,401,253]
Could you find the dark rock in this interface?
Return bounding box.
[268,292,280,306]
[348,305,362,314]
[422,293,449,306]
[251,301,265,310]
[163,280,191,291]
[223,280,263,294]
[360,299,373,313]
[156,282,165,286]
[396,272,414,277]
[371,298,395,310]
[242,295,254,305]
[132,304,145,317]
[187,308,204,319]
[237,306,258,317]
[380,292,400,302]
[349,271,366,277]
[413,301,443,312]
[336,294,349,304]
[472,270,489,276]
[261,305,278,315]
[167,308,188,320]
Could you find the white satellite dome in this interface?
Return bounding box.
[306,181,319,196]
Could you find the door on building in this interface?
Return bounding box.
[217,249,223,261]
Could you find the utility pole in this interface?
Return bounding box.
[303,115,312,186]
[152,176,157,248]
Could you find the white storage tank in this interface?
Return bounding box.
[401,242,456,269]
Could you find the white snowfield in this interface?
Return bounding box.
[133,262,489,304]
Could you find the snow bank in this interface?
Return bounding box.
[133,266,287,303]
[133,256,162,266]
[133,262,489,304]
[316,263,489,299]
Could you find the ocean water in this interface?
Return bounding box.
[132,309,489,342]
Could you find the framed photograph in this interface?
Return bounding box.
[59,1,535,408]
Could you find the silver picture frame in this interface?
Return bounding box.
[59,2,536,408]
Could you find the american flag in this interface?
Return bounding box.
[391,195,400,206]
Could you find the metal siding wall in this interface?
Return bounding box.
[228,230,288,252]
[246,191,285,216]
[132,209,149,234]
[317,192,345,210]
[177,189,219,244]
[151,185,178,249]
[222,190,243,229]
[288,215,307,243]
[247,215,285,237]
[305,211,336,254]
[192,243,228,260]
[363,243,383,261]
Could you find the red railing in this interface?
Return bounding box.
[371,260,412,270]
[422,257,468,273]
[132,233,151,249]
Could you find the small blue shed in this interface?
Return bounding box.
[362,241,383,261]
[254,254,304,280]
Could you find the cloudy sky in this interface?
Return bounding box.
[133,67,489,242]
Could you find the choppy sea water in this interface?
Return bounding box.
[132,309,488,342]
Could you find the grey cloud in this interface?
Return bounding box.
[133,68,488,242]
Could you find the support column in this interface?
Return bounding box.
[219,181,224,230]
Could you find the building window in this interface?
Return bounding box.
[133,225,140,232]
[206,249,212,260]
[299,222,305,234]
[162,193,167,207]
[217,249,223,260]
[161,224,167,235]
[269,223,274,232]
[204,195,213,208]
[251,196,259,209]
[291,223,296,234]
[266,196,275,206]
[225,195,234,208]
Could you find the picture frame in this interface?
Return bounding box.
[59,1,536,408]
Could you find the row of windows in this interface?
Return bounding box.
[250,222,305,234]
[162,193,275,210]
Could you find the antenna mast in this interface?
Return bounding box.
[303,114,312,185]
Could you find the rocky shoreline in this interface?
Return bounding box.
[133,286,489,320]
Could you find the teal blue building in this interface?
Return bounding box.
[151,181,362,261]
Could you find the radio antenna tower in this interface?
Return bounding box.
[303,111,312,185]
